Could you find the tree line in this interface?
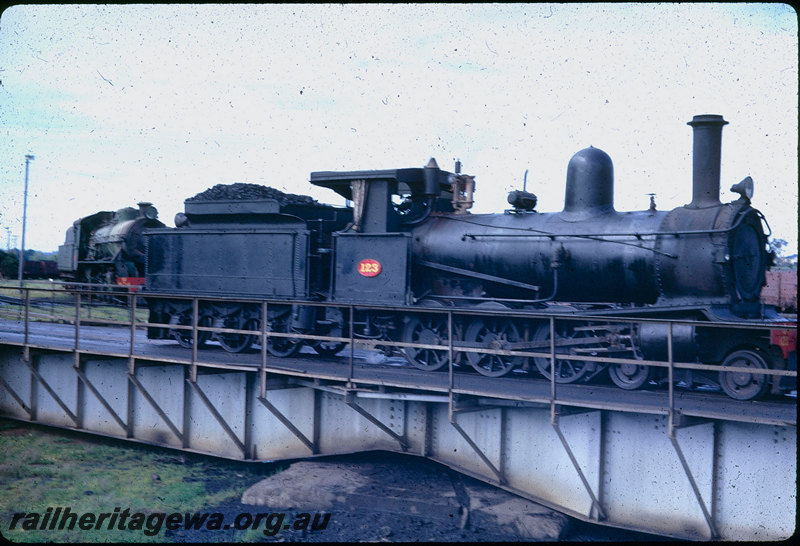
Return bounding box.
[0,249,58,279]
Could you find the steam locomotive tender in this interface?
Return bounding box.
[144,115,795,401]
[57,202,164,286]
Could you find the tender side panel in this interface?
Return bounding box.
[145,229,308,298]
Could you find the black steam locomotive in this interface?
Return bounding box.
[57,202,164,286]
[143,115,795,401]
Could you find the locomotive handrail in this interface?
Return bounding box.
[462,233,680,259]
[463,228,742,239]
[755,209,773,238]
[458,202,757,240]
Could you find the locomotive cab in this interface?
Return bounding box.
[310,159,474,233]
[310,161,476,305]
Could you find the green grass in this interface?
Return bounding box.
[0,419,277,543]
[0,281,77,309]
[0,281,148,325]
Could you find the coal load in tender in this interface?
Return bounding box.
[186,183,329,208]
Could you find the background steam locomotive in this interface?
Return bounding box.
[61,115,796,401]
[57,202,164,286]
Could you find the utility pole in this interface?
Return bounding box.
[18,154,34,286]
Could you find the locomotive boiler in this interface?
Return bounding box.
[143,114,794,401]
[57,202,164,285]
[401,116,766,312]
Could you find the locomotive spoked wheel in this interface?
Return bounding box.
[171,315,212,350]
[217,317,258,353]
[718,349,770,401]
[464,318,524,377]
[608,361,653,390]
[401,313,452,371]
[266,314,303,358]
[532,323,593,383]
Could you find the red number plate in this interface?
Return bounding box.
[357,259,382,277]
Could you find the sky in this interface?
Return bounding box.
[0,3,797,254]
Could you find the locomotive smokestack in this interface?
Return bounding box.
[687,114,728,208]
